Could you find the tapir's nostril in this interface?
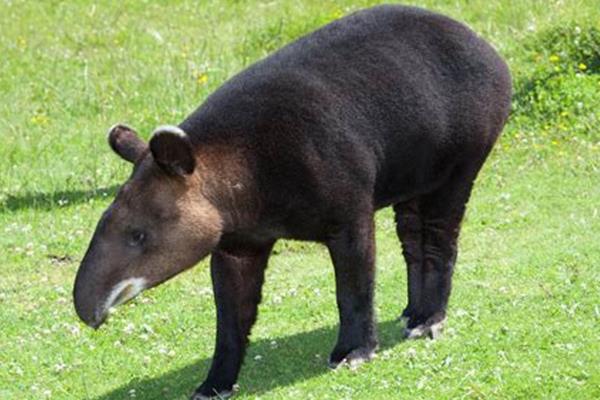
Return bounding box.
[74,288,102,328]
[89,312,106,330]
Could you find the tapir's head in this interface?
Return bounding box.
[73,124,223,328]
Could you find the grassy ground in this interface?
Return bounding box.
[1,0,599,399]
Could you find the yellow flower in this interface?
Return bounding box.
[578,63,587,71]
[549,54,560,63]
[196,72,208,85]
[30,114,49,126]
[17,36,27,49]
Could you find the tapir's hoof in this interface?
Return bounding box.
[404,317,446,340]
[191,385,237,400]
[190,390,232,400]
[328,346,377,370]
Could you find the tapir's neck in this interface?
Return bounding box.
[195,143,260,233]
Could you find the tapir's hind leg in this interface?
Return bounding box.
[393,199,424,325]
[394,163,481,339]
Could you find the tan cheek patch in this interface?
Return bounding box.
[177,190,224,236]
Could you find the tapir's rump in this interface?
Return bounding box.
[74,5,511,399]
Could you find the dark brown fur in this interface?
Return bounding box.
[74,6,511,399]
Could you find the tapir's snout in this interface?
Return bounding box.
[73,258,106,329]
[73,250,147,329]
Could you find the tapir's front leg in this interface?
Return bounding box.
[193,242,274,400]
[327,212,378,368]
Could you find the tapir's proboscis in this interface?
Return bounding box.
[73,5,511,399]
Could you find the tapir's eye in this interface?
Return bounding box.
[128,230,146,247]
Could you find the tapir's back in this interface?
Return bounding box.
[181,5,511,211]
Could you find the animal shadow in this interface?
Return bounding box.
[1,185,119,212]
[94,319,406,400]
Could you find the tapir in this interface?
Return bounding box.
[73,5,511,399]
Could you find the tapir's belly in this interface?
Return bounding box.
[373,170,451,209]
[371,138,459,209]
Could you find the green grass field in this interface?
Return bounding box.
[1,1,599,399]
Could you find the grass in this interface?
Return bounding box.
[1,0,599,399]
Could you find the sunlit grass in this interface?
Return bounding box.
[1,1,599,399]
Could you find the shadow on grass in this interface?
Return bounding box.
[95,319,406,400]
[0,185,119,212]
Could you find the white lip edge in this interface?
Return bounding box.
[152,124,187,138]
[102,277,148,316]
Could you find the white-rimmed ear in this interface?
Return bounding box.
[149,125,196,176]
[107,124,147,163]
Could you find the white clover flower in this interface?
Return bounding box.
[54,362,67,373]
[123,322,135,334]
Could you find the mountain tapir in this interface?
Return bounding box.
[73,5,511,399]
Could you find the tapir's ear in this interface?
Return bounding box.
[107,124,147,163]
[149,125,196,176]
